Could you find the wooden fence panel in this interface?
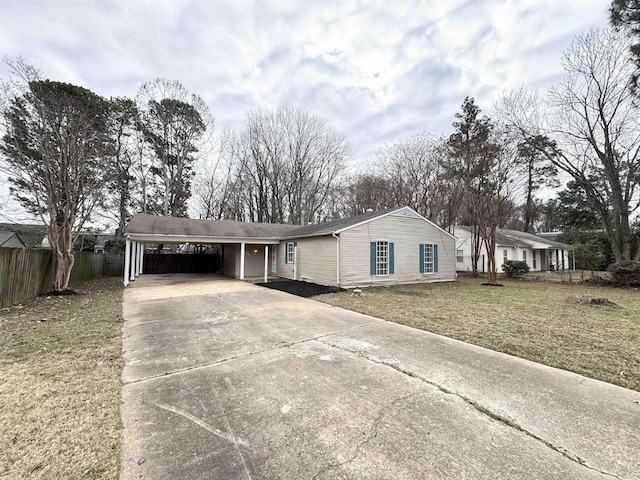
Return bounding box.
[70,252,104,283]
[143,253,220,274]
[0,248,51,308]
[102,252,125,277]
[0,248,125,308]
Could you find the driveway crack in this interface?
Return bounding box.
[317,339,626,480]
[311,392,419,480]
[123,320,382,385]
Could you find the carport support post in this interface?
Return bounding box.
[139,243,144,275]
[124,237,131,286]
[130,241,136,281]
[240,242,245,280]
[264,245,268,283]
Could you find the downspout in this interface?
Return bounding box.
[293,243,297,281]
[332,232,340,285]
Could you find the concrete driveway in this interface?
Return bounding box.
[120,274,640,480]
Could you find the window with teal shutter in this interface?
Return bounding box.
[285,242,294,264]
[371,241,390,275]
[421,243,437,273]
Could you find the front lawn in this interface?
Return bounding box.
[318,276,640,391]
[0,277,124,479]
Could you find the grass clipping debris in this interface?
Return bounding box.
[0,277,124,479]
[318,276,640,392]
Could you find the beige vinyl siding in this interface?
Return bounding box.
[276,241,294,279]
[276,236,338,285]
[339,213,456,287]
[222,244,239,277]
[222,244,272,278]
[296,235,338,286]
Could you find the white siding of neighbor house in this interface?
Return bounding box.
[339,213,456,287]
[276,236,338,286]
[454,229,571,273]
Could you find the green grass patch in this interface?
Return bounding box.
[0,277,123,479]
[318,277,640,391]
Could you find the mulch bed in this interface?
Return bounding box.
[256,280,345,298]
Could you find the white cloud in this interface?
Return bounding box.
[0,0,611,221]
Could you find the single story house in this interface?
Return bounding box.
[454,226,573,273]
[124,206,457,287]
[0,231,26,248]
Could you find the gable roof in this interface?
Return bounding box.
[455,225,571,249]
[283,206,457,240]
[0,231,26,247]
[455,225,530,248]
[0,223,47,247]
[498,228,571,249]
[127,214,300,239]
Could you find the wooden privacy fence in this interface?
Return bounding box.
[0,248,125,308]
[143,253,220,274]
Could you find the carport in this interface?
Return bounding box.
[123,214,299,286]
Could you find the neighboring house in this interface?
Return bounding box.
[0,223,47,247]
[0,231,26,248]
[124,206,457,287]
[455,226,573,273]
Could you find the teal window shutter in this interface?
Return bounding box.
[389,243,394,274]
[419,244,424,273]
[285,243,289,264]
[370,242,376,275]
[434,244,438,272]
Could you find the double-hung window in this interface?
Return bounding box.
[370,241,394,276]
[423,243,434,273]
[376,241,389,275]
[419,243,438,274]
[286,242,295,264]
[456,249,464,263]
[503,249,508,263]
[522,251,527,262]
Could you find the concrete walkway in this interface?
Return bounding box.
[120,274,640,480]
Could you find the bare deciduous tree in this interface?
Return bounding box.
[498,29,640,261]
[200,105,349,224]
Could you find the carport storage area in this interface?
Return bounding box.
[124,214,299,284]
[120,274,640,480]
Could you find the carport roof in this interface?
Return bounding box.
[127,214,300,240]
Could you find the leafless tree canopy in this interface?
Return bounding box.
[497,28,640,261]
[193,105,350,224]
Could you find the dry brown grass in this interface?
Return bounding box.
[318,276,640,391]
[0,277,123,479]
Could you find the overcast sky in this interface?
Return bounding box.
[0,0,610,223]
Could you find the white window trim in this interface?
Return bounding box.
[376,240,389,276]
[423,243,435,274]
[286,242,295,264]
[456,249,464,263]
